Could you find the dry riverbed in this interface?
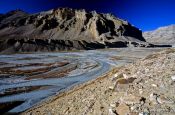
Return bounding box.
[21,48,175,115]
[0,48,169,114]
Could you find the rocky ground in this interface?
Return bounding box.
[22,48,175,115]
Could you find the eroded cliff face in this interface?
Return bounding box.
[0,8,148,53]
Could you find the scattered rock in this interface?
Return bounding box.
[171,75,175,81]
[115,83,129,92]
[109,86,115,90]
[139,89,143,95]
[110,103,117,108]
[149,93,159,105]
[116,103,130,115]
[123,74,129,79]
[140,97,146,105]
[114,73,119,78]
[22,49,175,115]
[111,73,120,81]
[114,77,137,92]
[116,77,136,85]
[139,112,150,115]
[109,108,116,115]
[151,84,157,87]
[157,96,174,104]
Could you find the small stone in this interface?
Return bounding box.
[139,89,143,94]
[143,108,150,115]
[116,103,130,115]
[114,73,119,78]
[157,96,174,104]
[116,77,136,85]
[130,106,135,111]
[109,108,116,115]
[149,93,159,105]
[133,78,143,84]
[115,84,129,92]
[110,103,116,108]
[171,75,175,81]
[151,84,157,87]
[145,68,149,73]
[109,86,114,90]
[139,112,150,115]
[140,97,146,105]
[116,78,129,84]
[111,73,119,81]
[139,112,144,115]
[130,103,142,112]
[123,74,129,79]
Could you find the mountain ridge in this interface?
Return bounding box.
[143,25,175,46]
[0,8,153,53]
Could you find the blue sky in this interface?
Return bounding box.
[0,0,175,31]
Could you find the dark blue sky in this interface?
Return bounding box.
[0,0,175,31]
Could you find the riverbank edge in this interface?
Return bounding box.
[21,67,120,114]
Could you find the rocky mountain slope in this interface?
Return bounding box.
[143,25,175,46]
[0,8,150,53]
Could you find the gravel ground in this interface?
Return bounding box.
[23,48,175,115]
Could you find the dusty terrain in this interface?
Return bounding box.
[21,48,175,115]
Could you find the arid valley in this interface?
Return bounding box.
[0,2,175,114]
[0,47,173,114]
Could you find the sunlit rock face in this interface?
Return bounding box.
[143,25,175,46]
[0,8,148,53]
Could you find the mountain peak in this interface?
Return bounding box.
[6,9,27,15]
[0,8,150,53]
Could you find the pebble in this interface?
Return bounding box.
[111,73,119,81]
[115,84,129,92]
[157,96,174,104]
[145,68,150,73]
[116,103,130,115]
[109,86,114,90]
[110,103,116,108]
[149,93,159,104]
[108,108,116,115]
[139,89,143,94]
[171,75,175,81]
[139,112,150,115]
[151,84,157,87]
[130,105,138,111]
[114,73,118,78]
[123,74,129,79]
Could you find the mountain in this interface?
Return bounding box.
[143,25,175,46]
[0,8,150,53]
